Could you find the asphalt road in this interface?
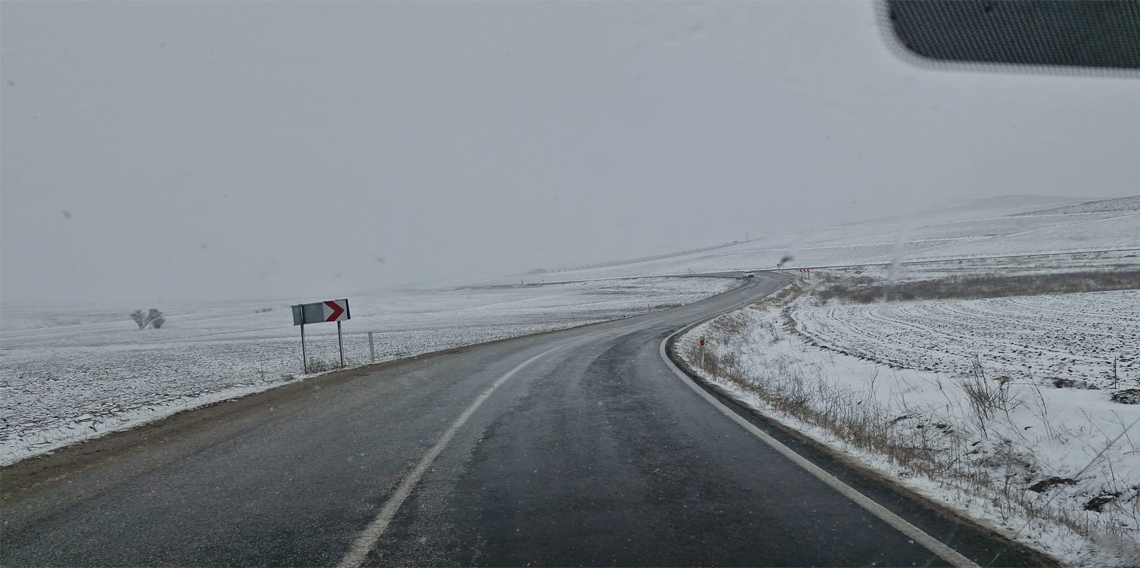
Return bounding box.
[1,274,1051,567]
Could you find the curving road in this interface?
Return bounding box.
[1,274,1051,567]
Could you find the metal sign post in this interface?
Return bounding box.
[337,321,344,368]
[291,299,351,373]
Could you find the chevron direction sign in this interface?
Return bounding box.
[292,299,350,326]
[290,299,351,372]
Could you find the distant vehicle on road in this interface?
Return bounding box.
[742,272,755,279]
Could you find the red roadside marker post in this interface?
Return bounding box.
[290,299,351,372]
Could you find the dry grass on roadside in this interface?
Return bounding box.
[684,335,1137,551]
[303,358,341,374]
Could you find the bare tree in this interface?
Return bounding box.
[129,308,165,330]
[130,309,147,330]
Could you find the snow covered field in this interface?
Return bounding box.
[0,277,736,465]
[678,274,1140,567]
[794,291,1138,389]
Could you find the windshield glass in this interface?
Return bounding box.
[2,3,1137,567]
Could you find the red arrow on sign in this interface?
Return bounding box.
[324,301,345,322]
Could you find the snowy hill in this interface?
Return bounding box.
[1016,195,1140,216]
[510,195,1139,282]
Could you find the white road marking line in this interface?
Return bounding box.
[659,335,981,568]
[337,342,568,568]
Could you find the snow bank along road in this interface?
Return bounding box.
[1,274,1052,566]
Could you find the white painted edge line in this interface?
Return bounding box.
[337,342,569,568]
[658,333,981,568]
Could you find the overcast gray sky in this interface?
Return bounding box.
[3,1,1138,304]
